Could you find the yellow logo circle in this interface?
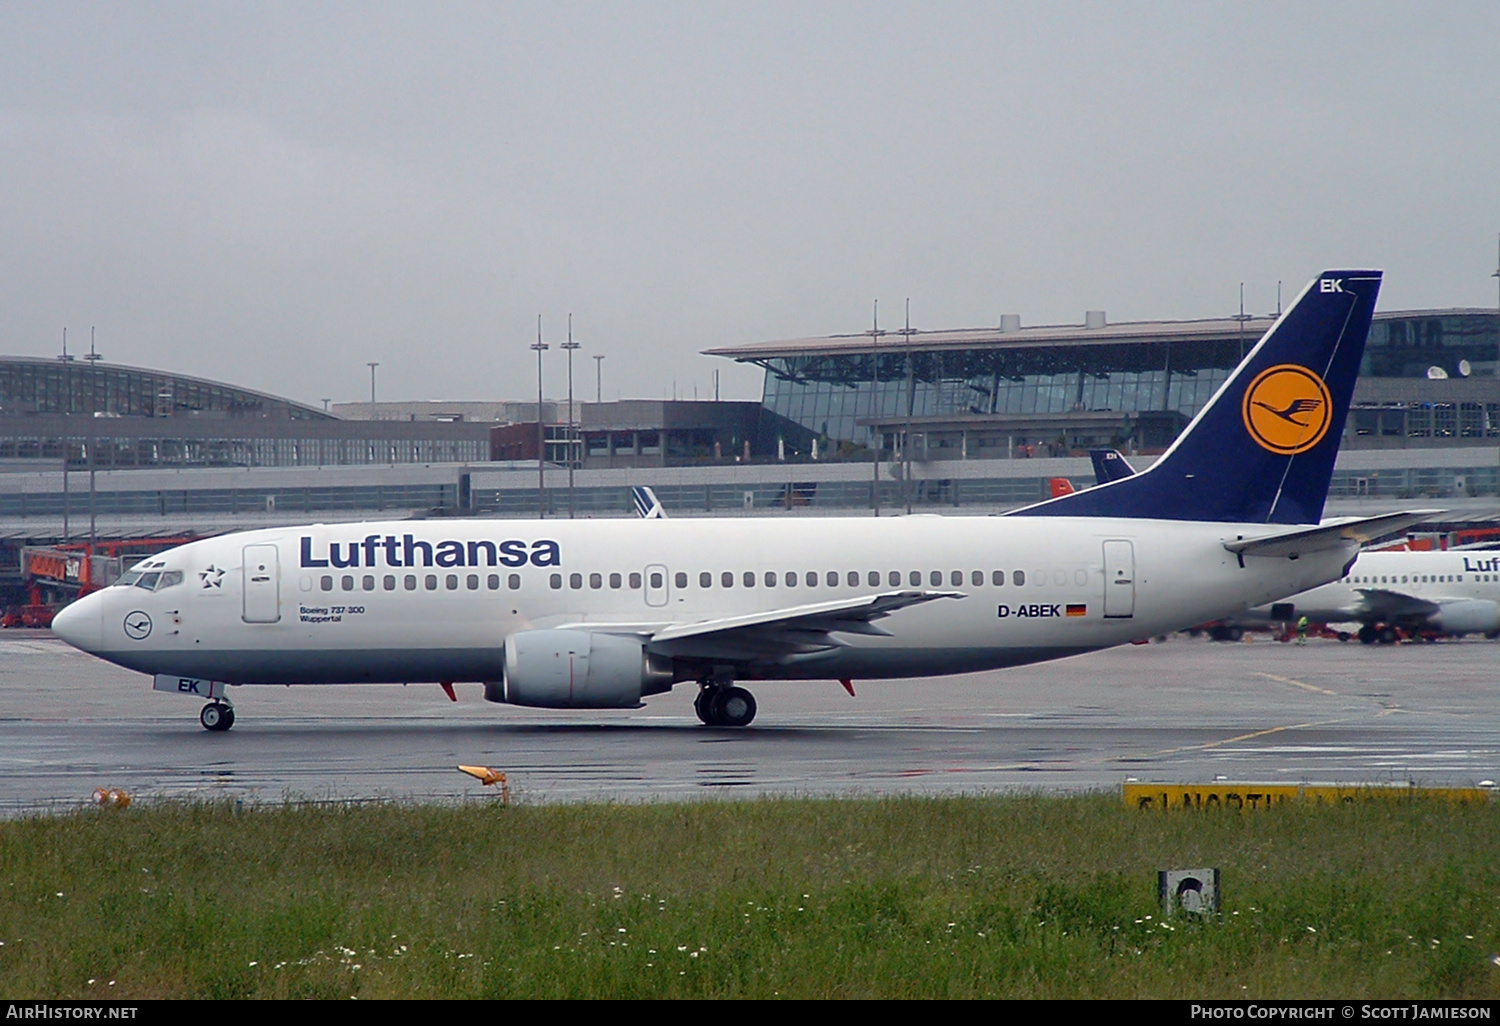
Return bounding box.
[1241,364,1333,455]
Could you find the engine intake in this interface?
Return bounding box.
[489,630,676,708]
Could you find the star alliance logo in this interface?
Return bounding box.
[199,565,225,589]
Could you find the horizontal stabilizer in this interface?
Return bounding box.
[1223,511,1440,559]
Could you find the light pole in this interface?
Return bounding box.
[867,300,885,516]
[367,362,379,404]
[561,316,581,519]
[531,317,548,519]
[594,354,605,403]
[1492,233,1499,372]
[901,299,915,515]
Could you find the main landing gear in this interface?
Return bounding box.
[1357,624,1401,645]
[694,682,757,727]
[199,701,235,732]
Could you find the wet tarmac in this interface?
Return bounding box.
[2,630,1496,810]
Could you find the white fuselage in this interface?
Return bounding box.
[56,514,1354,688]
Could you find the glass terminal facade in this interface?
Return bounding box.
[761,338,1244,451]
[721,310,1500,458]
[0,358,331,420]
[0,358,489,468]
[1362,311,1499,378]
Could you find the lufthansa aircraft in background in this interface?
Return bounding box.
[53,271,1421,731]
[1237,552,1500,643]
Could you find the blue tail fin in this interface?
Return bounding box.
[631,485,666,519]
[1011,270,1381,525]
[1088,448,1137,485]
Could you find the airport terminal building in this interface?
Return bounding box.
[1,305,1499,548]
[0,357,491,469]
[707,308,1500,461]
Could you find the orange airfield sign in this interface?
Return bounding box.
[1124,782,1491,810]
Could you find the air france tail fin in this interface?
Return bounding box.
[631,485,666,519]
[1010,270,1381,525]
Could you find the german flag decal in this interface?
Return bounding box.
[1066,604,1087,617]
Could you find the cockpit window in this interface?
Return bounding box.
[120,569,184,592]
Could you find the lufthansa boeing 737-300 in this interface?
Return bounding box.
[53,271,1428,731]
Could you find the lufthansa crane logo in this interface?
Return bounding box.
[1241,364,1333,455]
[123,611,153,641]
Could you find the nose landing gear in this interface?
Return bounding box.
[199,701,235,732]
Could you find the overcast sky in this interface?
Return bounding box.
[2,2,1497,408]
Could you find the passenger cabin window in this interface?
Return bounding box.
[385,575,396,591]
[342,575,354,591]
[889,571,900,587]
[971,570,983,586]
[650,572,663,589]
[405,575,417,590]
[488,575,500,590]
[508,574,521,590]
[869,571,880,587]
[590,573,603,589]
[1014,570,1026,586]
[722,572,734,588]
[322,575,334,591]
[570,573,583,590]
[424,575,437,591]
[363,575,375,591]
[909,571,921,587]
[467,574,479,590]
[674,572,688,589]
[630,573,642,589]
[743,571,755,588]
[610,573,622,589]
[765,571,776,587]
[700,572,712,588]
[550,574,563,589]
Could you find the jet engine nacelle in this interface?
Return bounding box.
[492,630,676,709]
[1429,599,1500,636]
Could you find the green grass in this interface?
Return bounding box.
[1,794,1498,998]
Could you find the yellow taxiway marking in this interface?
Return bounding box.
[1143,720,1319,759]
[1253,670,1338,696]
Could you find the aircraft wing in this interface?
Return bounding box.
[1350,588,1441,622]
[1223,510,1441,559]
[643,590,964,661]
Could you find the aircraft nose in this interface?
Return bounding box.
[52,592,104,653]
